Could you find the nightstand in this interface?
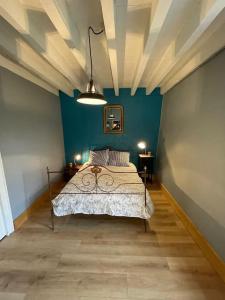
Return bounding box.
[138,154,154,183]
[64,164,83,182]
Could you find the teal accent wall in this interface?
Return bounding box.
[60,88,162,166]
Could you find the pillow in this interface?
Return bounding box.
[108,151,130,166]
[89,149,109,165]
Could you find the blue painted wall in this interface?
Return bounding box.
[60,88,162,166]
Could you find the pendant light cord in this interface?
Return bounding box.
[88,26,104,81]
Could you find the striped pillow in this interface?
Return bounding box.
[108,151,130,167]
[89,149,109,165]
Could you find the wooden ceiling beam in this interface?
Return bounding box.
[0,54,58,95]
[115,0,127,90]
[131,0,174,96]
[160,22,225,94]
[100,0,119,96]
[40,0,104,93]
[0,18,73,96]
[0,0,85,91]
[146,0,225,95]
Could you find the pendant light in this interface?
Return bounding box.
[77,26,107,105]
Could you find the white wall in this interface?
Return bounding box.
[0,67,65,219]
[157,49,225,261]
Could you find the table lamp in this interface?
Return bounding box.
[74,153,81,165]
[137,141,147,154]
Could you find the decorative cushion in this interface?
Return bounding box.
[89,149,109,165]
[108,151,130,166]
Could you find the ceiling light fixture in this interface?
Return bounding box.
[77,26,107,105]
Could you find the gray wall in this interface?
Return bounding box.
[157,49,225,261]
[0,67,65,219]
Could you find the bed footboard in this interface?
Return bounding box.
[47,165,149,232]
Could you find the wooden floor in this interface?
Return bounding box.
[0,183,225,300]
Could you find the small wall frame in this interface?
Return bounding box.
[103,105,124,134]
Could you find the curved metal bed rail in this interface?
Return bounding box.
[47,164,149,232]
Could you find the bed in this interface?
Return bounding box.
[47,155,154,231]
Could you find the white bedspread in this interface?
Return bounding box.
[52,163,154,219]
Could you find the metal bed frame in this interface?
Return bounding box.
[47,164,149,232]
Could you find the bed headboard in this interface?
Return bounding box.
[91,146,129,153]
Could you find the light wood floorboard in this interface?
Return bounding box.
[0,183,224,299]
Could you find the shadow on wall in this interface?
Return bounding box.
[157,136,225,262]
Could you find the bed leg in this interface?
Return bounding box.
[51,207,55,231]
[144,219,147,232]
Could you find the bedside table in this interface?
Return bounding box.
[64,164,83,182]
[138,154,154,183]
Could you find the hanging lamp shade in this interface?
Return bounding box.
[76,26,107,105]
[77,79,106,105]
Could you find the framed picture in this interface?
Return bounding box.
[103,105,124,134]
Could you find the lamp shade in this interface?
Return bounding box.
[137,141,146,150]
[75,154,81,161]
[77,80,107,105]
